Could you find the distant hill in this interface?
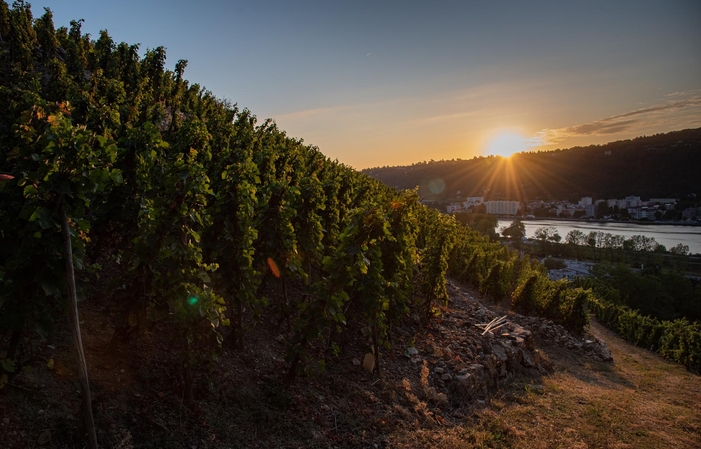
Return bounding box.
[362,129,701,202]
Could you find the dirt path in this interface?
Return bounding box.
[389,318,701,448]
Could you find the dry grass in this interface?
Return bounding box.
[388,319,701,448]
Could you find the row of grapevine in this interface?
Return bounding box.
[588,296,701,372]
[446,215,589,332]
[0,2,590,418]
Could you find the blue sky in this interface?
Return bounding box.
[35,0,701,168]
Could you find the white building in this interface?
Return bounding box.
[578,197,593,207]
[629,207,658,220]
[446,203,464,213]
[607,199,628,210]
[485,200,520,215]
[649,198,677,205]
[585,204,597,217]
[625,196,642,208]
[548,261,592,281]
[463,196,484,208]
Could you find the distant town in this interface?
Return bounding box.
[427,195,700,223]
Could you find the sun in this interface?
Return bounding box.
[482,131,537,158]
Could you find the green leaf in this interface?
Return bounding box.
[23,185,37,196]
[39,279,59,297]
[76,219,90,232]
[28,208,40,222]
[110,170,123,184]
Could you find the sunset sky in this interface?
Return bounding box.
[36,0,701,169]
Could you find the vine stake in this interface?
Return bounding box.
[61,198,98,449]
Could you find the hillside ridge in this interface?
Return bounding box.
[362,128,701,201]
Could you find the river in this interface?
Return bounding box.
[495,219,701,255]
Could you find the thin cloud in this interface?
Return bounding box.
[666,89,701,98]
[567,119,641,136]
[538,95,701,143]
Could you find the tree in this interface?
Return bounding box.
[565,229,586,258]
[501,219,526,241]
[565,229,587,246]
[534,226,560,254]
[670,243,690,256]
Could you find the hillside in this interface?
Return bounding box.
[362,129,701,201]
[3,281,700,448]
[1,3,699,448]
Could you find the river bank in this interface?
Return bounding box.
[495,218,701,255]
[495,216,701,227]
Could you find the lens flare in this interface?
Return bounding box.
[428,178,446,195]
[267,257,281,278]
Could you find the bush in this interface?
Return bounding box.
[543,257,567,270]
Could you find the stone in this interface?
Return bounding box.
[599,346,614,362]
[37,430,51,446]
[454,374,474,395]
[441,373,453,381]
[434,367,445,374]
[491,344,508,362]
[406,347,419,356]
[468,363,484,373]
[520,349,536,367]
[352,358,361,366]
[363,353,375,373]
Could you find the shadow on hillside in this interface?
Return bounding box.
[536,337,638,391]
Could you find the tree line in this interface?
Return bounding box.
[362,130,701,202]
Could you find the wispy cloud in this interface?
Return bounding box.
[537,93,701,144]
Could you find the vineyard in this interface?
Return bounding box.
[0,2,599,445]
[584,289,701,373]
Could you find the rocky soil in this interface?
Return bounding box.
[378,280,614,410]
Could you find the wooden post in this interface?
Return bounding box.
[60,199,98,449]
